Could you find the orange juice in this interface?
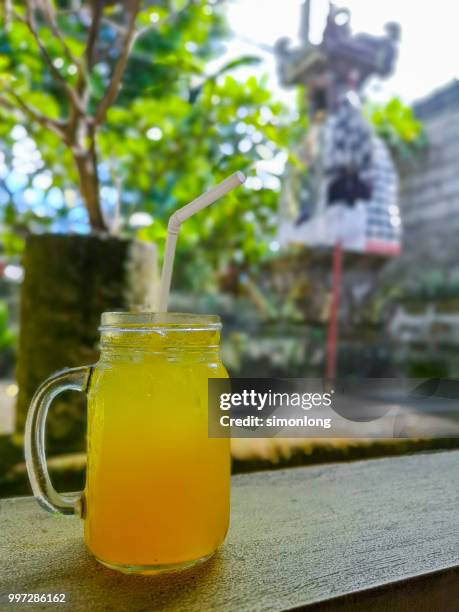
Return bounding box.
[83,314,230,573]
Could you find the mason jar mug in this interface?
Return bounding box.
[25,313,230,574]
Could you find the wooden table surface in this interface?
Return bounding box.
[1,451,459,611]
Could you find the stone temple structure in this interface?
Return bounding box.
[271,2,459,377]
[276,1,401,256]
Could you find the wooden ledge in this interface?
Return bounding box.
[1,451,458,611]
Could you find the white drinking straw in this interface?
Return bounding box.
[158,171,246,311]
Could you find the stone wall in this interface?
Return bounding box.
[398,80,459,270]
[387,80,459,375]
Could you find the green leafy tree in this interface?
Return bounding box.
[366,97,426,160]
[106,73,305,289]
[0,1,303,288]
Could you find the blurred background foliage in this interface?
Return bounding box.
[0,0,306,293]
[0,1,422,292]
[365,97,426,161]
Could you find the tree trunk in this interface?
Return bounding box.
[15,233,158,454]
[73,147,107,232]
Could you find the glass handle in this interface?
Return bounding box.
[25,366,93,516]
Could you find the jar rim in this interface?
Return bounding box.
[100,311,221,331]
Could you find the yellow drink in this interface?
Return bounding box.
[83,314,230,573]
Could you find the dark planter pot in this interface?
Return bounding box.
[15,233,157,454]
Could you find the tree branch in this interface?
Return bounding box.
[66,0,104,141]
[101,16,126,35]
[0,175,14,199]
[18,2,85,114]
[1,90,67,140]
[85,1,104,68]
[107,158,123,235]
[1,0,13,31]
[94,0,141,125]
[0,96,15,112]
[34,0,81,69]
[132,0,197,45]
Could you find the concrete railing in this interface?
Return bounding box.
[1,451,458,610]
